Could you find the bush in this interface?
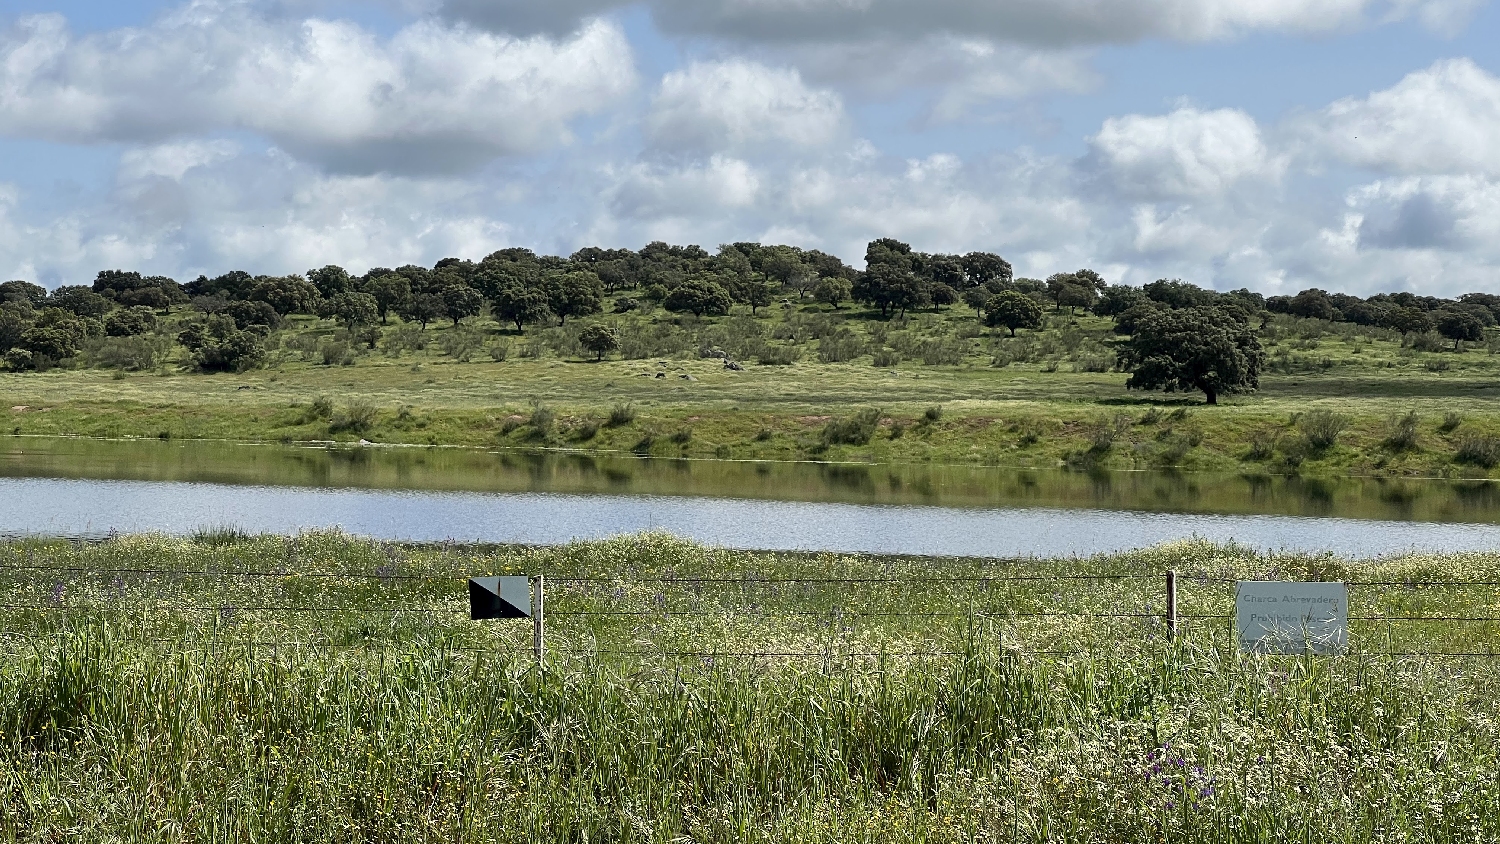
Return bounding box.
[90,335,165,371]
[1455,434,1500,469]
[191,331,264,373]
[607,403,636,427]
[872,349,901,368]
[916,337,968,366]
[756,344,800,366]
[380,326,428,356]
[923,405,943,423]
[1298,409,1347,450]
[1383,411,1420,452]
[319,339,355,367]
[487,340,511,362]
[573,419,600,441]
[1247,430,1278,460]
[1440,412,1463,433]
[816,330,864,363]
[821,408,881,446]
[528,404,555,437]
[669,428,692,444]
[309,396,334,420]
[329,400,378,434]
[437,328,483,362]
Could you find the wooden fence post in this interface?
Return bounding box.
[532,575,545,663]
[1166,570,1178,639]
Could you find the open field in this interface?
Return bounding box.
[4,532,1500,840]
[5,322,1500,479]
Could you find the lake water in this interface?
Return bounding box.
[4,436,1500,557]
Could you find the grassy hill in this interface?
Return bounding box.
[5,302,1500,478]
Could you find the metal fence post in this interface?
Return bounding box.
[532,575,545,663]
[1166,570,1178,639]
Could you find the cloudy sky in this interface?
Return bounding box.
[1,0,1497,295]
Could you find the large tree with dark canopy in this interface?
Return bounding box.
[983,290,1044,336]
[1117,306,1263,405]
[1436,310,1486,351]
[663,277,733,317]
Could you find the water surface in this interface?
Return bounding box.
[5,436,1500,556]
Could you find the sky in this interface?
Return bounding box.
[0,0,1497,296]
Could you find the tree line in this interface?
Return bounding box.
[1,238,1495,404]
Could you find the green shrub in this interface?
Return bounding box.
[756,344,800,366]
[528,404,555,437]
[1298,408,1347,450]
[821,408,881,446]
[1440,412,1463,433]
[329,400,378,434]
[607,403,636,427]
[1455,434,1500,469]
[816,330,864,363]
[1384,411,1420,452]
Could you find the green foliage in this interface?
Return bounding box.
[1440,412,1463,433]
[1117,306,1263,405]
[1383,411,1420,452]
[578,324,619,361]
[1299,409,1348,451]
[811,276,851,309]
[664,277,734,317]
[248,275,321,316]
[89,335,167,371]
[436,327,483,362]
[528,403,555,437]
[178,315,265,373]
[822,408,881,446]
[328,400,378,434]
[361,273,413,324]
[983,291,1044,337]
[326,292,379,331]
[103,306,156,337]
[607,403,636,427]
[1455,434,1500,469]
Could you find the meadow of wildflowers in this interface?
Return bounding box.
[1,531,1498,841]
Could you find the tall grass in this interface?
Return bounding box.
[4,532,1500,841]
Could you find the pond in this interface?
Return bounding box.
[4,436,1500,557]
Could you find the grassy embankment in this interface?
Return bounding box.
[6,309,1500,478]
[3,531,1500,840]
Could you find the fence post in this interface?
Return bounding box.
[532,574,545,664]
[1166,570,1178,639]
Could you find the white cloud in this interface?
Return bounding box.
[0,8,636,174]
[645,60,845,152]
[609,155,762,221]
[118,140,241,183]
[1311,58,1500,177]
[784,36,1098,121]
[1090,107,1282,199]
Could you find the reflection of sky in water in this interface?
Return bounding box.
[6,476,1500,558]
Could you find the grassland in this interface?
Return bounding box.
[4,531,1500,841]
[8,309,1500,481]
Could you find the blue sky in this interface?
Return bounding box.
[0,0,1497,296]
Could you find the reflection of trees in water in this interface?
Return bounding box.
[1288,476,1336,515]
[1374,479,1423,515]
[1241,473,1274,508]
[819,464,876,495]
[1454,481,1500,511]
[562,454,599,477]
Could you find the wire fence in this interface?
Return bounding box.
[4,562,1500,661]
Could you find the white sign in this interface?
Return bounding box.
[1236,581,1349,654]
